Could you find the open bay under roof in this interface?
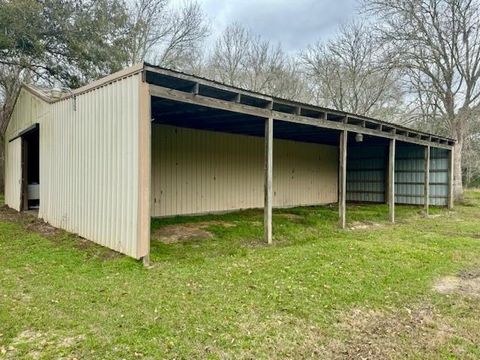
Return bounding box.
[145,62,455,150]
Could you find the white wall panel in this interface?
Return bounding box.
[37,75,142,257]
[151,125,338,217]
[4,138,22,211]
[5,89,49,140]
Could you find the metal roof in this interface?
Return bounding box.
[17,61,455,147]
[144,63,455,148]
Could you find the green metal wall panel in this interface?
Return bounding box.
[429,147,449,206]
[346,145,387,203]
[347,143,449,206]
[395,144,448,206]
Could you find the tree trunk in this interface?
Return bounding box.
[0,137,4,194]
[453,138,463,201]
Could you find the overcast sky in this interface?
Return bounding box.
[196,0,360,52]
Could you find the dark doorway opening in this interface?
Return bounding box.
[22,126,40,210]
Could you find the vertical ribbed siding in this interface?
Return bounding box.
[5,89,49,141]
[37,75,142,257]
[394,144,448,206]
[151,124,338,217]
[430,147,449,206]
[4,138,22,211]
[395,144,425,205]
[346,145,387,202]
[4,89,49,212]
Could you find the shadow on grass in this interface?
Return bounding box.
[149,202,447,263]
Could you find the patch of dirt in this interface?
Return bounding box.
[275,213,304,221]
[434,272,480,298]
[349,221,382,230]
[0,205,120,260]
[24,220,60,237]
[0,206,59,238]
[203,310,328,359]
[1,330,85,359]
[325,305,453,359]
[153,221,236,244]
[458,268,480,279]
[0,205,23,223]
[199,304,455,359]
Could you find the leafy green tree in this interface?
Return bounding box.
[0,0,133,190]
[0,0,130,88]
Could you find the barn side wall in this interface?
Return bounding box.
[5,75,145,258]
[150,124,339,217]
[5,89,50,211]
[4,138,22,210]
[346,144,387,203]
[346,143,449,206]
[395,144,448,206]
[39,75,143,257]
[429,147,449,206]
[5,89,50,139]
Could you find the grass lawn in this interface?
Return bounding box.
[1,192,480,359]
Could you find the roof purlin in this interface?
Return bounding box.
[145,64,454,149]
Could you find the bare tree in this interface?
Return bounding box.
[126,0,209,70]
[463,132,480,186]
[364,0,480,199]
[209,24,251,86]
[206,23,309,100]
[301,22,404,119]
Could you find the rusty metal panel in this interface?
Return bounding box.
[150,124,338,217]
[346,145,387,203]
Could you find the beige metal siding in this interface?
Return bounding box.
[4,138,22,211]
[151,124,338,217]
[38,74,142,257]
[5,89,49,140]
[5,88,49,212]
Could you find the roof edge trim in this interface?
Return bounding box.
[50,62,145,104]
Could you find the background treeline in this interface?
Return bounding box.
[1,0,479,198]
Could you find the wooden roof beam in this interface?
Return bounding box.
[148,83,452,149]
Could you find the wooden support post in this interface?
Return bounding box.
[448,147,454,209]
[388,138,396,223]
[191,83,199,95]
[264,117,273,244]
[339,130,347,229]
[424,145,430,215]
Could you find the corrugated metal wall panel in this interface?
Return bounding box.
[5,88,50,211]
[4,138,22,211]
[395,144,424,205]
[346,143,449,206]
[394,144,448,206]
[346,145,387,202]
[36,74,142,257]
[5,89,50,140]
[430,147,449,206]
[151,124,338,217]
